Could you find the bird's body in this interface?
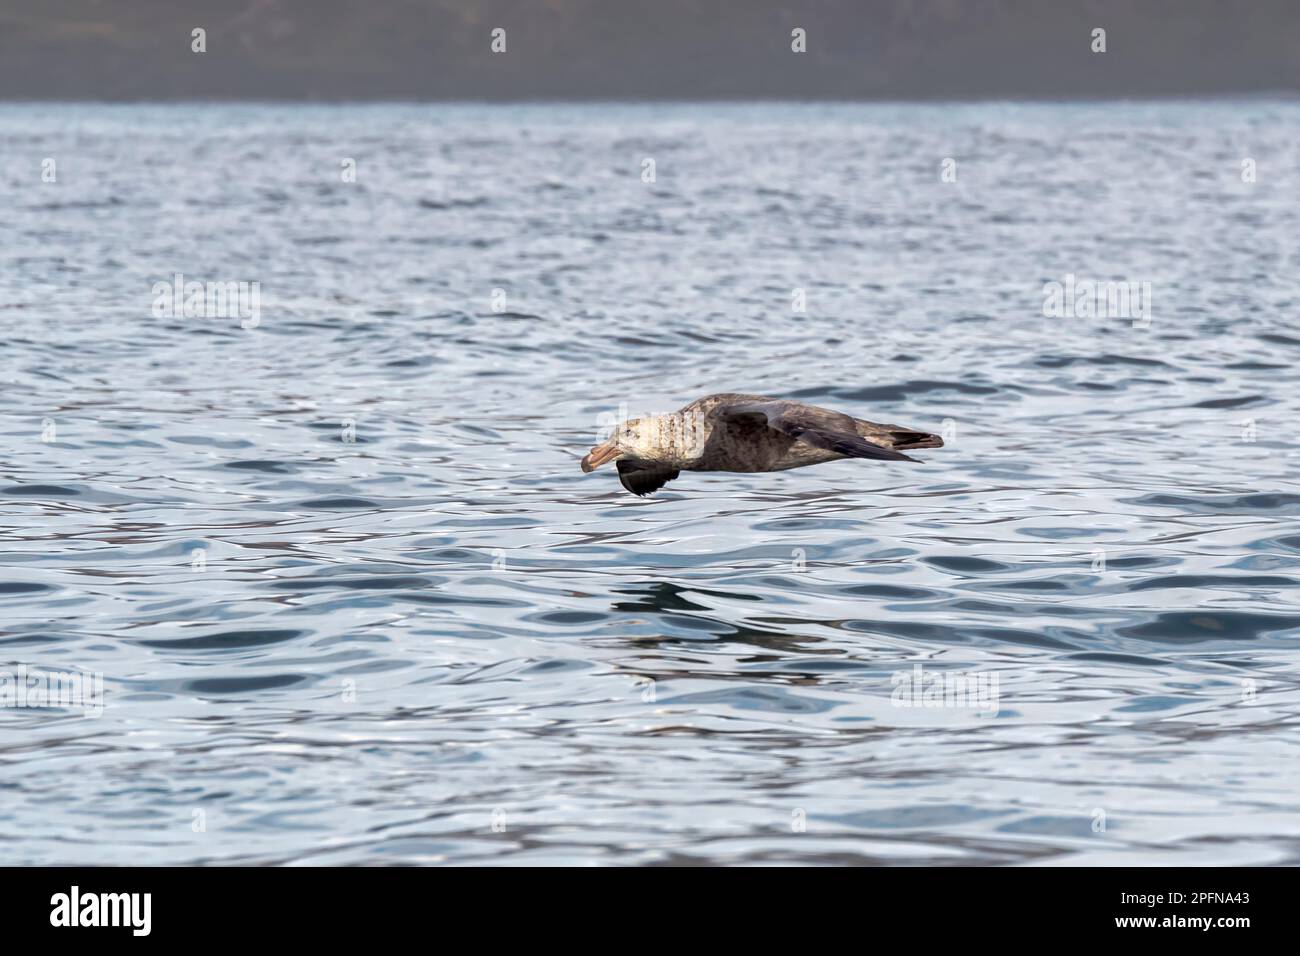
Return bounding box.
[580,392,944,496]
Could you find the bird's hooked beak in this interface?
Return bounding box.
[580,440,620,473]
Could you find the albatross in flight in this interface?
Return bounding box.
[580,393,944,496]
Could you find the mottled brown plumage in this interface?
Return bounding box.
[580,392,944,496]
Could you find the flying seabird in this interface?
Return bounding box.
[580,392,944,496]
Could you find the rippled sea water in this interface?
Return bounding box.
[2,102,1299,865]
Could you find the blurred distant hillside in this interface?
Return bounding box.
[2,0,1298,100]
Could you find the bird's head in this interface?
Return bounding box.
[580,416,658,472]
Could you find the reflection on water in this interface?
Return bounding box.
[2,102,1299,865]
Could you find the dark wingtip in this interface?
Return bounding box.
[889,430,944,450]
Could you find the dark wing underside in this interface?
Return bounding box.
[617,459,680,496]
[720,401,929,463]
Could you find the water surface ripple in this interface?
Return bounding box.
[2,102,1299,865]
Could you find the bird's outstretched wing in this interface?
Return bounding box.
[617,459,680,496]
[719,401,924,463]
